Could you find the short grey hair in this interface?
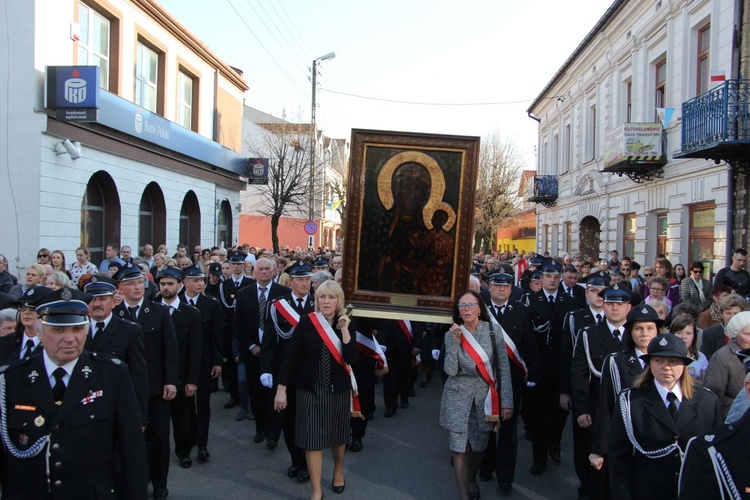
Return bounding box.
[727,311,750,340]
[0,308,17,325]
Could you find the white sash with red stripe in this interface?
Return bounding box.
[309,313,363,418]
[459,325,500,422]
[397,320,413,346]
[270,298,301,339]
[488,314,528,379]
[356,331,389,375]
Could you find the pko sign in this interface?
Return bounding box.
[45,66,100,121]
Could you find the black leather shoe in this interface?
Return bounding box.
[332,480,345,494]
[154,488,169,500]
[224,398,238,409]
[478,471,492,482]
[530,464,545,475]
[179,457,192,468]
[349,437,363,452]
[253,431,267,443]
[287,465,300,478]
[499,482,513,494]
[384,408,396,418]
[549,446,561,464]
[408,387,415,397]
[297,470,310,483]
[399,399,409,409]
[364,412,374,421]
[198,448,210,462]
[266,438,278,449]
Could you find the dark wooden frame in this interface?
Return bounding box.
[341,129,480,321]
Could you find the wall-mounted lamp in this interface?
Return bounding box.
[54,139,83,159]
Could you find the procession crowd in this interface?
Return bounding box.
[0,243,749,499]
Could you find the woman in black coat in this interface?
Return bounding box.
[275,280,358,500]
[607,334,722,499]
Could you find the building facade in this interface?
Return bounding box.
[239,106,347,251]
[527,0,736,277]
[1,0,249,272]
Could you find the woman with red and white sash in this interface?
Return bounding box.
[275,280,358,500]
[440,290,513,500]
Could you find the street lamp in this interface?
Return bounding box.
[309,52,336,247]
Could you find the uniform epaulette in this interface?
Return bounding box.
[119,318,139,327]
[0,356,32,374]
[89,351,126,367]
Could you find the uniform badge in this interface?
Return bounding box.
[112,358,121,365]
[642,307,648,314]
[628,356,636,363]
[34,415,45,427]
[61,288,72,300]
[27,370,39,383]
[231,294,235,299]
[613,284,620,290]
[118,310,125,317]
[90,276,98,283]
[704,434,715,442]
[143,307,150,314]
[19,434,28,445]
[81,366,92,379]
[659,337,668,346]
[27,288,34,296]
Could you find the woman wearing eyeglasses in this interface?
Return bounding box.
[440,290,513,500]
[678,261,712,312]
[653,258,681,306]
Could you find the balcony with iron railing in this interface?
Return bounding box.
[527,175,558,208]
[677,79,750,161]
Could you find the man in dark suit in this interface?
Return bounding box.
[157,268,202,469]
[560,265,587,309]
[558,270,609,500]
[114,263,178,500]
[571,285,631,499]
[84,275,149,427]
[181,267,223,463]
[261,263,313,482]
[525,260,577,475]
[219,251,254,410]
[0,288,147,499]
[479,273,540,493]
[380,319,426,417]
[233,257,289,445]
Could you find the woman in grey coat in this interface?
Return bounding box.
[440,289,513,500]
[704,311,750,419]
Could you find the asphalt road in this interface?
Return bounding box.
[165,380,579,499]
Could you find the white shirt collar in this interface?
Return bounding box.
[590,307,603,318]
[654,379,683,406]
[21,333,40,346]
[606,321,625,334]
[123,297,145,310]
[90,313,113,331]
[43,350,80,383]
[161,297,180,309]
[184,292,200,302]
[635,348,647,368]
[291,292,309,302]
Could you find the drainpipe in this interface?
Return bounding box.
[527,112,541,123]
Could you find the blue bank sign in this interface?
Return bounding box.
[45,65,248,177]
[45,66,100,121]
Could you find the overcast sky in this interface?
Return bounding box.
[159,0,611,167]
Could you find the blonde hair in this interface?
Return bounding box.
[314,280,345,316]
[634,359,695,399]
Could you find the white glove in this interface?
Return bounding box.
[416,354,421,362]
[379,344,387,353]
[260,373,273,388]
[432,349,440,361]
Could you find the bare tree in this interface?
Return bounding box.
[246,122,321,253]
[474,133,525,251]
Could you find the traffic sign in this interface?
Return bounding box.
[304,220,318,235]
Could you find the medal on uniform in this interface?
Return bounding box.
[27,370,39,383]
[81,366,92,379]
[34,415,44,427]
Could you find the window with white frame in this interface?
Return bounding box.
[562,123,571,173]
[78,2,110,90]
[655,58,667,120]
[697,24,710,95]
[177,70,194,129]
[552,133,559,174]
[136,42,159,113]
[587,103,596,161]
[625,79,632,122]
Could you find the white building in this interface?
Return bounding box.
[239,106,347,251]
[527,0,735,277]
[1,0,249,272]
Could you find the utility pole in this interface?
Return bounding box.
[309,52,335,248]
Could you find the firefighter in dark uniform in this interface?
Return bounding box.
[0,288,148,499]
[571,285,631,499]
[525,260,577,475]
[519,256,545,292]
[114,264,178,500]
[261,263,313,483]
[204,262,223,299]
[380,319,425,417]
[479,272,540,493]
[84,275,149,427]
[219,251,254,410]
[156,268,202,469]
[180,266,223,462]
[679,351,750,499]
[558,271,609,499]
[350,317,382,452]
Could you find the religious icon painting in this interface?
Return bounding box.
[342,129,480,321]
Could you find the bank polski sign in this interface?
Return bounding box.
[45,66,100,121]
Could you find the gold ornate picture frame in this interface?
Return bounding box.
[342,129,480,322]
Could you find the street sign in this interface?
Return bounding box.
[304,220,318,235]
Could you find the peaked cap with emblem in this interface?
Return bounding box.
[288,263,313,278]
[489,273,514,286]
[115,262,144,282]
[639,333,692,364]
[183,267,205,279]
[529,256,546,267]
[312,257,329,269]
[83,275,117,296]
[624,303,664,329]
[228,251,247,263]
[583,270,610,288]
[155,267,184,283]
[208,262,223,276]
[10,285,53,308]
[599,284,631,303]
[33,287,91,326]
[540,259,562,274]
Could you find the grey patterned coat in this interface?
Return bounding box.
[439,321,513,433]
